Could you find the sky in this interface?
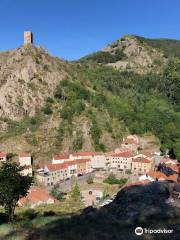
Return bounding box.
[0,0,180,60]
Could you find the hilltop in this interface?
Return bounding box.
[0,34,179,164]
[81,35,180,74]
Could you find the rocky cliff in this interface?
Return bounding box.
[0,45,67,121]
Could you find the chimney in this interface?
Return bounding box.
[24,31,33,45]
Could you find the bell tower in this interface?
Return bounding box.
[24,31,33,45]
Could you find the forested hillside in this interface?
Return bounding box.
[0,35,179,162]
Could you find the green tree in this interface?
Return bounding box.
[0,162,33,221]
[70,184,81,200]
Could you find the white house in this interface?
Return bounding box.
[91,153,106,169]
[52,154,70,164]
[19,152,32,166]
[69,152,94,160]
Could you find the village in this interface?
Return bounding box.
[0,134,179,209]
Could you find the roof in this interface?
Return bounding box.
[139,150,154,157]
[148,171,166,180]
[67,159,91,166]
[19,152,31,158]
[53,154,69,161]
[47,158,91,172]
[0,152,6,157]
[19,187,54,205]
[148,171,178,182]
[160,158,178,165]
[71,152,94,157]
[166,164,179,173]
[110,151,134,158]
[76,158,91,164]
[132,157,151,164]
[47,163,68,171]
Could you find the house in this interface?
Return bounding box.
[121,135,140,151]
[21,166,33,176]
[76,158,91,175]
[108,150,134,172]
[18,187,55,208]
[19,152,32,176]
[19,152,32,166]
[91,153,106,169]
[67,161,77,176]
[139,170,178,182]
[132,154,152,175]
[0,152,6,162]
[52,154,69,164]
[69,151,94,160]
[36,163,69,187]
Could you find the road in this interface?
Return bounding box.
[52,172,95,193]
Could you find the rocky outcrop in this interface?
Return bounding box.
[0,45,67,120]
[102,35,167,73]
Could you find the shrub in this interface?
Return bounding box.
[42,105,53,115]
[22,209,38,220]
[86,175,94,184]
[73,134,83,151]
[46,97,54,103]
[103,174,127,185]
[30,117,37,125]
[43,211,56,216]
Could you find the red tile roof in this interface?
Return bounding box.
[47,158,91,172]
[148,171,166,180]
[166,164,179,173]
[19,187,54,205]
[160,158,178,165]
[53,154,69,160]
[76,158,91,164]
[66,159,91,166]
[47,163,68,171]
[110,151,134,158]
[0,152,6,158]
[72,152,94,157]
[139,150,154,157]
[132,157,151,164]
[148,171,178,182]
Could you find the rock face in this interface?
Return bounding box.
[0,45,67,120]
[102,35,167,73]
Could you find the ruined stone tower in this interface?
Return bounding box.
[24,31,33,45]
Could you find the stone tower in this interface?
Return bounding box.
[24,31,33,45]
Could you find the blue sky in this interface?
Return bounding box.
[0,0,180,60]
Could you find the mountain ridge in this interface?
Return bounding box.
[0,34,179,163]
